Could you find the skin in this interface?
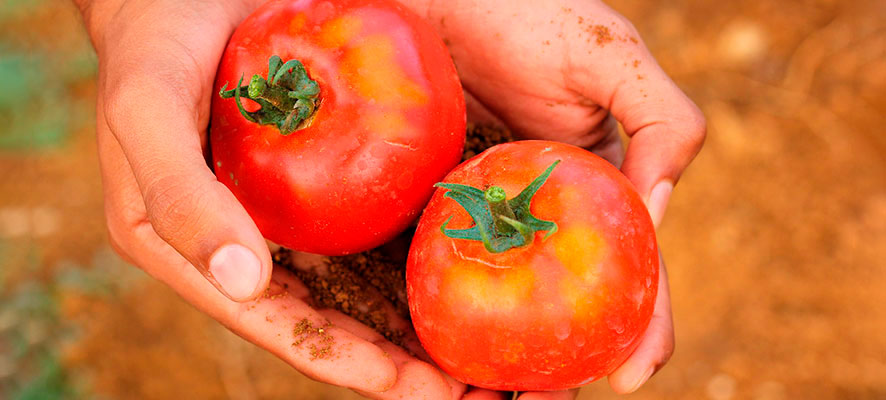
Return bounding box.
[74,0,705,398]
[211,0,466,255]
[408,141,660,391]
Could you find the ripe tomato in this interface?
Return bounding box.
[211,0,465,255]
[406,140,659,390]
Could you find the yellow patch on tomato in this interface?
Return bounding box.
[554,225,605,283]
[363,111,410,142]
[288,13,307,34]
[318,15,362,48]
[560,277,596,318]
[341,35,429,106]
[443,262,535,312]
[557,185,582,208]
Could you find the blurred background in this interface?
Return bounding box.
[0,0,883,399]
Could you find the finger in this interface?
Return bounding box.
[283,251,466,399]
[462,388,512,400]
[584,113,625,168]
[281,250,436,365]
[517,389,579,400]
[236,269,402,392]
[96,90,172,268]
[97,109,399,393]
[322,311,466,400]
[607,253,674,394]
[465,89,507,129]
[568,9,706,225]
[295,251,469,400]
[284,251,416,335]
[98,24,271,301]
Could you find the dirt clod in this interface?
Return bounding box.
[276,248,408,347]
[272,124,514,350]
[464,123,514,159]
[292,318,335,360]
[589,24,614,45]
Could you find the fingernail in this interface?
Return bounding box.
[628,366,655,393]
[646,181,673,228]
[209,244,262,301]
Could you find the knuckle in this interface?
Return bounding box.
[101,68,156,135]
[106,230,135,265]
[677,103,708,152]
[142,175,210,244]
[103,206,137,263]
[657,320,677,365]
[689,109,708,148]
[100,53,200,138]
[660,335,676,365]
[610,13,641,39]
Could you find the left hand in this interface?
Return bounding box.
[398,0,707,397]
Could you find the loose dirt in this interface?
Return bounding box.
[273,124,513,348]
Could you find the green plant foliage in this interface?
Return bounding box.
[0,44,96,151]
[0,53,69,149]
[12,356,79,400]
[0,0,46,20]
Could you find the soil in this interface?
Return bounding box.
[2,1,884,400]
[291,318,335,360]
[273,123,513,348]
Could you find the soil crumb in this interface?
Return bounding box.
[338,251,410,319]
[274,124,514,349]
[292,318,335,360]
[464,123,514,159]
[589,24,614,45]
[275,248,408,347]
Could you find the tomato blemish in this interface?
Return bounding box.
[554,225,605,283]
[289,13,307,34]
[341,35,429,106]
[318,15,362,48]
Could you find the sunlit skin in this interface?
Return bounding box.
[408,141,658,390]
[78,0,705,397]
[211,0,465,255]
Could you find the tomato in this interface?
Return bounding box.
[211,0,465,255]
[406,140,659,390]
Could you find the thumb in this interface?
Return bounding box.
[570,10,706,226]
[606,46,705,227]
[102,72,271,302]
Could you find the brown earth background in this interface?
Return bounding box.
[1,0,884,399]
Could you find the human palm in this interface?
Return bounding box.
[79,0,704,398]
[413,1,705,394]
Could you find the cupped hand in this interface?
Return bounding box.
[77,0,704,398]
[78,0,473,398]
[398,0,706,397]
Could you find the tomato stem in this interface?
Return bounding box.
[485,186,517,235]
[219,55,321,135]
[435,160,560,253]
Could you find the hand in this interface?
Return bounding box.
[77,0,703,398]
[77,0,475,398]
[397,0,706,397]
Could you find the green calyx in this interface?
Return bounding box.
[436,160,561,253]
[219,55,321,135]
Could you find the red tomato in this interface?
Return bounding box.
[407,140,659,390]
[211,0,465,255]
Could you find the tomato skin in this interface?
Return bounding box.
[406,141,659,391]
[211,0,465,255]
